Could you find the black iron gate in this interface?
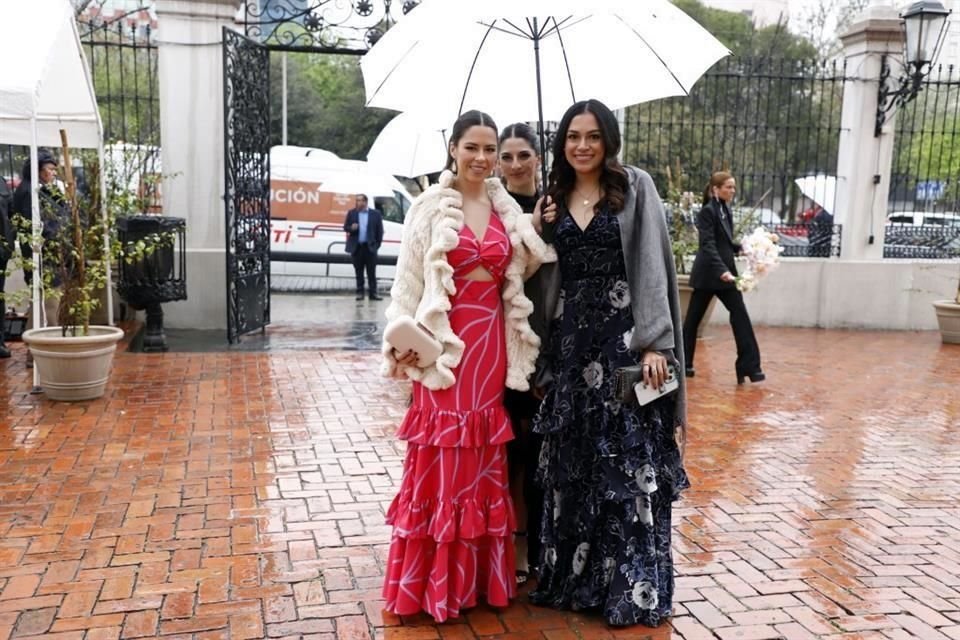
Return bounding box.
[223,28,271,343]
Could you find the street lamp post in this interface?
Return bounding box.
[875,0,951,136]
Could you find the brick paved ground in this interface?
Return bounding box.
[0,326,958,640]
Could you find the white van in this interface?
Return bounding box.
[269,146,415,283]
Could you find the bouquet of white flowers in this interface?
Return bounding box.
[736,227,784,293]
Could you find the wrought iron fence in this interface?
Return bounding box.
[242,0,420,52]
[886,63,960,259]
[80,18,159,147]
[883,223,960,259]
[632,57,848,258]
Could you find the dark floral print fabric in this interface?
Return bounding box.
[530,207,690,627]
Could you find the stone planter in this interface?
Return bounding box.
[933,299,960,344]
[677,274,717,338]
[22,326,125,401]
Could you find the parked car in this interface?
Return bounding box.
[887,211,960,227]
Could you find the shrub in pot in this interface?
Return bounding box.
[11,132,169,400]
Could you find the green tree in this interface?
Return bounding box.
[624,0,834,223]
[895,107,960,209]
[269,52,394,159]
[82,21,159,146]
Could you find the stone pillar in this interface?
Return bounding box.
[155,0,239,329]
[835,3,903,260]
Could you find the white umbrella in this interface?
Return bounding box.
[366,112,449,178]
[361,0,730,184]
[794,175,837,212]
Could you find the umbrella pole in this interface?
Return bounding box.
[532,18,548,192]
[531,17,557,242]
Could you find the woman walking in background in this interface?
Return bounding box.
[381,110,554,622]
[530,99,689,627]
[682,171,764,384]
[499,122,548,586]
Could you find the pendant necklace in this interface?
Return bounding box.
[574,185,600,208]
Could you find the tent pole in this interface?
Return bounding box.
[29,118,40,388]
[100,140,113,326]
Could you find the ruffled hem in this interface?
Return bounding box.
[383,534,515,623]
[396,405,513,447]
[386,494,516,542]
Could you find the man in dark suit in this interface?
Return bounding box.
[683,176,763,383]
[343,194,384,300]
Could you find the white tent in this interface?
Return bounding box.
[0,0,102,147]
[0,0,111,342]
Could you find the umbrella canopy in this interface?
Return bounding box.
[366,112,449,178]
[794,175,837,214]
[360,0,730,124]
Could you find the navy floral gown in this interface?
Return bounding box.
[530,207,690,627]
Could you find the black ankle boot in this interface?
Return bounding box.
[737,370,765,385]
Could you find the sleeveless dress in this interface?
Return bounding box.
[530,207,689,627]
[383,213,516,622]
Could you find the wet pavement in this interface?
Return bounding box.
[0,322,959,640]
[131,294,390,352]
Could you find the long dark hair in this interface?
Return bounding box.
[547,99,628,214]
[445,110,498,172]
[498,122,540,155]
[703,171,734,205]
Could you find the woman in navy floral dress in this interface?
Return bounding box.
[529,100,689,627]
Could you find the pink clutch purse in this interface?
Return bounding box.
[384,316,442,367]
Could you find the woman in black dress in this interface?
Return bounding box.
[530,100,689,627]
[683,171,764,384]
[499,123,546,585]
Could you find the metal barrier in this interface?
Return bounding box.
[883,223,960,259]
[278,240,399,278]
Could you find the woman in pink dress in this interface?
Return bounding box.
[381,110,555,622]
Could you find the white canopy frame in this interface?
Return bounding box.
[0,0,113,353]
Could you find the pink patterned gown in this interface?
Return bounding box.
[383,213,516,622]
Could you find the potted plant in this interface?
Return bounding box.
[933,267,960,344]
[13,132,170,400]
